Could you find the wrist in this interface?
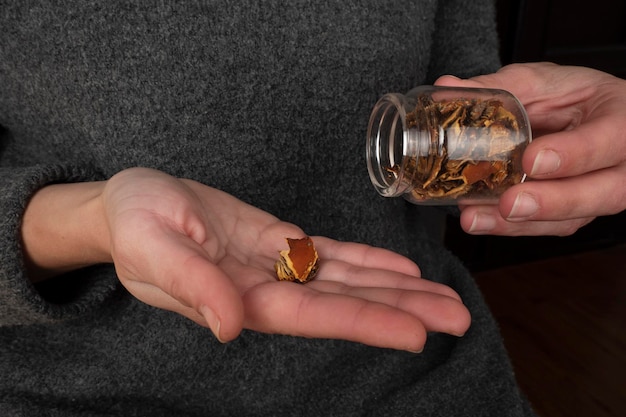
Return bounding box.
[21,181,112,281]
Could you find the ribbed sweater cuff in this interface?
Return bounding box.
[0,164,118,326]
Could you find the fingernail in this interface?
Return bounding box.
[507,192,539,220]
[468,212,497,234]
[200,305,223,342]
[531,149,561,176]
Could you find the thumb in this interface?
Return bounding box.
[179,249,245,342]
[117,229,245,342]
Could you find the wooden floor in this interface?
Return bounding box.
[473,244,626,417]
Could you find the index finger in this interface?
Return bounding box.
[522,113,626,179]
[498,165,626,221]
[313,236,422,278]
[434,63,598,109]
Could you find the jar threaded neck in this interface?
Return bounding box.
[366,93,413,197]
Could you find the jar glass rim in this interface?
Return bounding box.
[366,93,413,197]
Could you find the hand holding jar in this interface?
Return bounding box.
[434,62,626,236]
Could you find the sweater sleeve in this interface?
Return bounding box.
[0,164,119,326]
[426,0,501,81]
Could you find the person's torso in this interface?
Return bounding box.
[0,1,438,238]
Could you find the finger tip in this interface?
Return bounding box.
[198,305,224,340]
[455,311,472,338]
[200,298,244,343]
[406,346,424,354]
[219,312,245,343]
[440,297,472,337]
[434,74,463,87]
[460,207,498,235]
[404,261,422,278]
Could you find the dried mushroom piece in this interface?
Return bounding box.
[274,236,320,283]
[393,96,525,201]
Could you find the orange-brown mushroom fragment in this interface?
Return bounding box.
[274,237,320,283]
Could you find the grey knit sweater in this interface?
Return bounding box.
[0,1,535,416]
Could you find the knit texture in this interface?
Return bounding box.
[0,1,534,415]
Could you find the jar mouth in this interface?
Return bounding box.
[366,94,412,197]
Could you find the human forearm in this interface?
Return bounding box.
[20,181,112,281]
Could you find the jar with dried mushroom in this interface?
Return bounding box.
[366,86,531,204]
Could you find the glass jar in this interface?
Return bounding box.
[366,86,531,205]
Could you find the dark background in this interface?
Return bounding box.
[497,0,626,77]
[444,0,626,271]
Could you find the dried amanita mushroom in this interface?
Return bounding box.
[392,97,525,201]
[274,236,320,283]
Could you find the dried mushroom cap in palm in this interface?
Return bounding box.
[274,236,320,283]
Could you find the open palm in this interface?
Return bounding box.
[101,168,470,352]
